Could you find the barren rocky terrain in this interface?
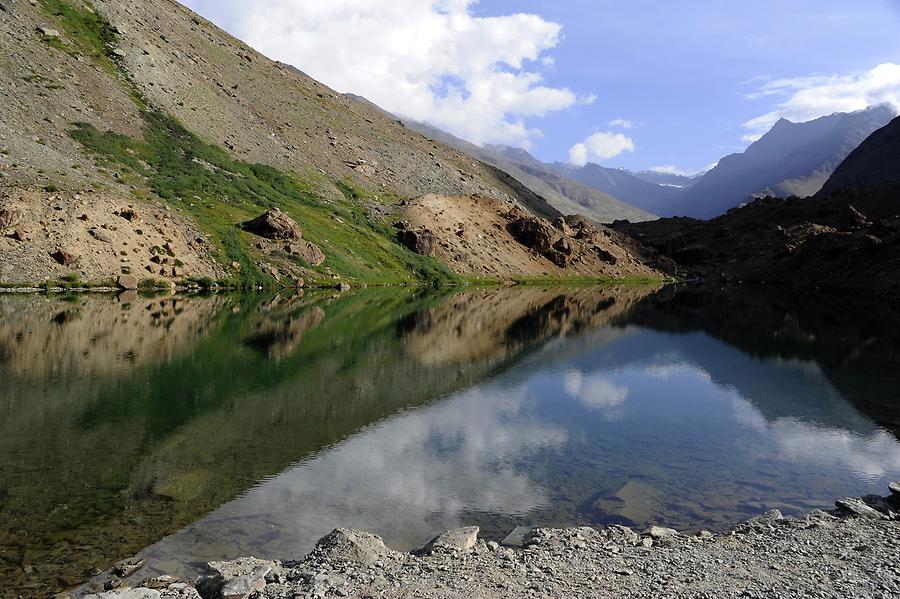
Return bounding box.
[0,0,661,288]
[80,484,900,599]
[400,194,657,279]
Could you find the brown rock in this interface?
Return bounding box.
[544,248,570,267]
[10,228,28,241]
[508,217,555,253]
[595,247,618,265]
[0,206,22,230]
[287,241,326,266]
[397,228,435,256]
[51,248,79,266]
[241,208,302,240]
[553,217,575,237]
[117,209,139,222]
[116,275,139,290]
[90,228,113,243]
[553,237,574,256]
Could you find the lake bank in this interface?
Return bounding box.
[83,484,900,598]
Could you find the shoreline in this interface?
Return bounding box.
[82,484,900,599]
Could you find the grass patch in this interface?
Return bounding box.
[70,112,460,288]
[37,0,118,69]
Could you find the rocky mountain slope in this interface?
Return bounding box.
[663,105,896,218]
[0,0,656,288]
[396,118,656,223]
[819,115,900,195]
[613,117,900,297]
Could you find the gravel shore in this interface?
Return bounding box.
[86,485,900,599]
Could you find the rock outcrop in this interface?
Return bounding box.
[240,209,302,241]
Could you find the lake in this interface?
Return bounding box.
[1,285,899,596]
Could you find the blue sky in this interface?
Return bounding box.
[182,0,900,173]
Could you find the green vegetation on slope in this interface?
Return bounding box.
[70,115,459,287]
[41,0,458,288]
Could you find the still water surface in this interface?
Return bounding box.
[1,286,899,595]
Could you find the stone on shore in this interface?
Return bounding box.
[195,558,276,599]
[312,528,392,566]
[85,589,161,599]
[421,527,480,554]
[889,481,900,497]
[835,497,888,520]
[646,526,677,540]
[117,275,139,290]
[501,526,533,547]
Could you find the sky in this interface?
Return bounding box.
[180,0,900,174]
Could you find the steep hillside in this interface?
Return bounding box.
[819,116,900,195]
[664,105,896,219]
[396,119,656,223]
[0,0,651,288]
[555,163,682,215]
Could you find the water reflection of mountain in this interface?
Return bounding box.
[0,286,652,598]
[618,286,900,438]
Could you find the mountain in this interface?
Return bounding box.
[555,163,684,216]
[0,0,659,287]
[664,105,897,218]
[395,119,657,223]
[613,113,900,297]
[819,115,900,196]
[631,170,702,187]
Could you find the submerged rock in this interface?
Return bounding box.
[421,526,480,554]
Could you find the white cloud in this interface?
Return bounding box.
[568,131,636,166]
[607,118,633,129]
[187,0,590,148]
[563,370,629,412]
[742,62,900,139]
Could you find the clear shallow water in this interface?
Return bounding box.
[1,286,899,595]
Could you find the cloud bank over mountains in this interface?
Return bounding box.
[742,62,900,142]
[184,0,591,148]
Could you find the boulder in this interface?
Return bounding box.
[90,228,114,243]
[51,247,79,266]
[241,208,302,240]
[0,206,22,230]
[836,497,888,520]
[500,526,533,547]
[118,209,139,222]
[890,481,900,498]
[37,26,61,38]
[117,275,139,290]
[553,237,574,256]
[553,217,575,237]
[646,526,677,540]
[287,241,326,266]
[421,527,480,554]
[313,529,391,566]
[544,248,569,267]
[594,247,618,265]
[508,217,555,253]
[397,228,435,256]
[195,558,275,599]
